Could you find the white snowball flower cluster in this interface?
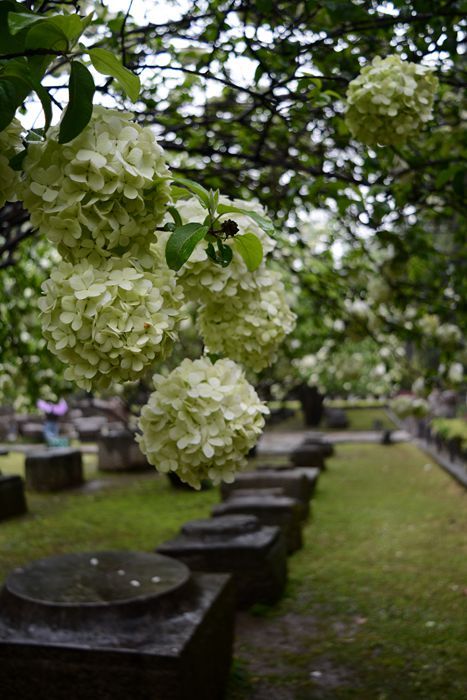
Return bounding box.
[22,106,171,260]
[39,252,184,391]
[137,357,268,488]
[0,118,23,208]
[197,270,296,372]
[163,195,276,302]
[345,55,438,146]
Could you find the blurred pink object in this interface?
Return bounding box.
[37,398,68,416]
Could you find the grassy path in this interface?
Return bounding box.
[229,442,467,700]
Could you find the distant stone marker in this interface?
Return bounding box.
[25,448,83,492]
[0,475,27,522]
[0,550,234,700]
[97,431,151,472]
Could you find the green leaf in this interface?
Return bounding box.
[171,177,211,206]
[216,240,233,267]
[25,20,69,52]
[9,147,27,170]
[165,223,208,271]
[217,203,275,236]
[0,78,18,130]
[167,206,183,227]
[58,61,95,144]
[48,15,87,44]
[88,47,140,102]
[233,233,264,272]
[7,11,39,35]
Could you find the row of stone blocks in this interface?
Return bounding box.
[0,437,330,698]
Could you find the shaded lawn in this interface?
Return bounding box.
[229,442,467,700]
[0,453,218,582]
[1,441,466,699]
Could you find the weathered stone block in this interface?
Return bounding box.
[324,408,349,429]
[220,470,314,517]
[290,445,326,469]
[212,495,303,554]
[0,476,27,522]
[302,436,334,457]
[98,432,152,472]
[255,466,320,497]
[0,551,234,700]
[73,416,108,441]
[19,422,44,442]
[25,448,83,492]
[158,515,287,608]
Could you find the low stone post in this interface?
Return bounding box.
[25,448,83,492]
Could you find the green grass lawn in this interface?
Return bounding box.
[1,441,466,699]
[229,442,467,700]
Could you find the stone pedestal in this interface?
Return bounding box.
[290,445,326,469]
[25,448,83,492]
[302,436,334,457]
[212,495,303,554]
[98,432,152,472]
[157,515,287,608]
[324,408,348,429]
[0,476,27,522]
[220,470,313,518]
[0,551,234,700]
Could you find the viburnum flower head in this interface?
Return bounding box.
[163,195,276,301]
[0,118,23,208]
[22,106,171,261]
[137,357,269,489]
[345,55,438,146]
[39,251,184,391]
[197,270,296,372]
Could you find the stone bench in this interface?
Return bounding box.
[0,475,27,522]
[157,514,287,608]
[0,550,234,700]
[212,494,303,554]
[302,436,334,457]
[25,448,83,492]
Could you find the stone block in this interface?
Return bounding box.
[212,495,303,554]
[73,416,108,441]
[0,476,27,522]
[324,408,349,429]
[0,551,234,700]
[158,514,287,608]
[18,422,44,442]
[98,432,152,472]
[220,470,314,517]
[302,436,334,457]
[290,445,326,469]
[25,448,83,492]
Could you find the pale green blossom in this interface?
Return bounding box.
[197,269,296,372]
[137,357,268,489]
[0,119,24,208]
[22,106,171,260]
[346,55,438,146]
[39,250,184,391]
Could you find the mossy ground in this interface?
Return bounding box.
[1,440,466,699]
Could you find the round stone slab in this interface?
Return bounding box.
[5,551,190,607]
[182,515,259,538]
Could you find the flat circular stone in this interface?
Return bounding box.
[5,551,190,607]
[182,515,259,538]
